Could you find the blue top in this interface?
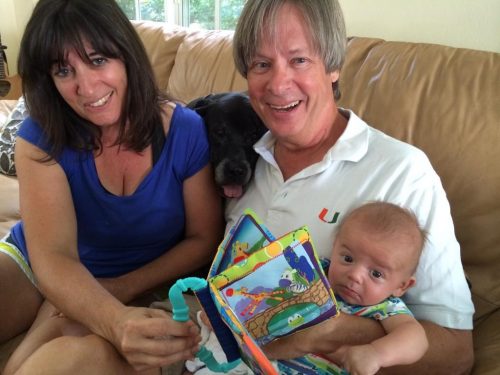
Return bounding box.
[10,105,209,277]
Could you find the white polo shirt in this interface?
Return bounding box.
[225,109,474,329]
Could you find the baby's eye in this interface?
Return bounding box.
[343,255,353,263]
[371,270,383,279]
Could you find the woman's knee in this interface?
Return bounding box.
[53,335,118,366]
[15,335,129,374]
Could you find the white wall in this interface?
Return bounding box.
[0,0,499,75]
[338,0,500,53]
[0,0,36,75]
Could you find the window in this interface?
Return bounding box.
[116,0,246,30]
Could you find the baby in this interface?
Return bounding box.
[325,201,429,374]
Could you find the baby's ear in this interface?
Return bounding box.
[392,276,416,297]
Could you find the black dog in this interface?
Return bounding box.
[187,92,267,198]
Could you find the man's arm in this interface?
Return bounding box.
[332,314,428,375]
[264,313,385,359]
[379,321,473,375]
[264,314,474,375]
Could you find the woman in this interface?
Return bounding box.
[0,0,223,373]
[226,0,474,374]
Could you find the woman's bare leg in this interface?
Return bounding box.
[3,301,91,374]
[0,253,43,342]
[14,334,160,375]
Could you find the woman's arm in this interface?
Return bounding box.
[16,137,124,335]
[16,138,201,370]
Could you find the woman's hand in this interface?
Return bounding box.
[110,306,201,372]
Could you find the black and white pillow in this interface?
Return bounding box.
[0,97,28,176]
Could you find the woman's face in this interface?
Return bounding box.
[246,3,340,147]
[51,42,127,131]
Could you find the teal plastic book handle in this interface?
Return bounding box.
[168,277,243,372]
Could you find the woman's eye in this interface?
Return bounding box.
[52,66,71,77]
[92,57,107,66]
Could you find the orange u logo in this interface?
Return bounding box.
[318,208,340,224]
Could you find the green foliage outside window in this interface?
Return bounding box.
[116,0,244,30]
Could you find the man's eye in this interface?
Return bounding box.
[371,270,383,279]
[250,61,270,72]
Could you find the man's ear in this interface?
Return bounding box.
[330,70,340,83]
[392,276,416,297]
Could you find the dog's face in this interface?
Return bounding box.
[187,92,267,198]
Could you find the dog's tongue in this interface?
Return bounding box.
[223,185,243,198]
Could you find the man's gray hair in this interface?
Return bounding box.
[233,0,347,80]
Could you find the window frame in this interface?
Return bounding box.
[125,0,237,30]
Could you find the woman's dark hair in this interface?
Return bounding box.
[18,0,165,159]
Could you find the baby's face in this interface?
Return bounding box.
[328,221,415,306]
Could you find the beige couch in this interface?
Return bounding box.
[1,20,499,373]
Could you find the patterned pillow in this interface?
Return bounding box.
[0,97,28,176]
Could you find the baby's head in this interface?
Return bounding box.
[328,202,426,306]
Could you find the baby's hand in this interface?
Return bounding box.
[337,344,381,375]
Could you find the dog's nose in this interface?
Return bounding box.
[228,165,246,178]
[223,160,251,184]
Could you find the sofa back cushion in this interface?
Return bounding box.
[132,21,188,92]
[338,37,500,320]
[166,29,247,104]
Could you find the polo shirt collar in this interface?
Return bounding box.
[254,108,369,168]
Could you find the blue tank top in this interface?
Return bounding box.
[11,105,209,277]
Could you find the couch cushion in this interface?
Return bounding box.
[167,29,247,104]
[338,37,500,321]
[473,311,500,375]
[132,21,188,93]
[0,174,20,238]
